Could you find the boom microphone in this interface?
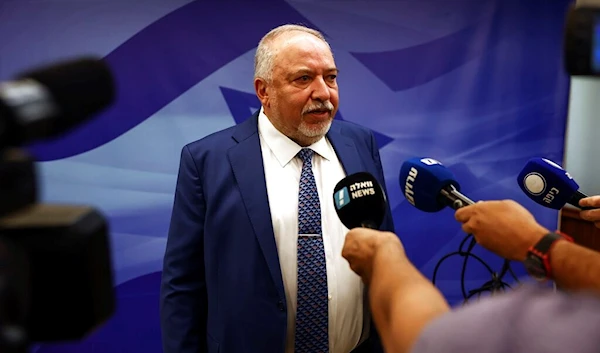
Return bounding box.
[333,172,387,229]
[517,157,592,210]
[0,57,115,147]
[399,157,475,212]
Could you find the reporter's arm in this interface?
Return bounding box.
[368,238,450,353]
[550,239,600,293]
[454,200,600,294]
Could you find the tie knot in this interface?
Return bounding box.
[297,148,314,163]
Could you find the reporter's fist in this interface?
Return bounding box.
[454,200,548,261]
[579,196,600,228]
[342,228,402,285]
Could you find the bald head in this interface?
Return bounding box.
[254,24,332,82]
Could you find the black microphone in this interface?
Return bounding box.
[0,57,115,147]
[333,172,387,229]
[399,157,475,212]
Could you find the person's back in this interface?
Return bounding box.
[412,284,600,353]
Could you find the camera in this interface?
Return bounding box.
[565,4,600,76]
[0,57,116,352]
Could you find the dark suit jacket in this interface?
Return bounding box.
[160,111,395,353]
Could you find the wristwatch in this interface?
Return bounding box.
[524,231,573,281]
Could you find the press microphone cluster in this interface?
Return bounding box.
[330,161,515,302]
[337,154,594,303]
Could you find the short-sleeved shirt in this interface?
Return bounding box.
[412,283,600,353]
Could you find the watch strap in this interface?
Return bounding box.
[527,231,573,280]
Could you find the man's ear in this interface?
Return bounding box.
[254,78,270,108]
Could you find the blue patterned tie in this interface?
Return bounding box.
[294,148,329,353]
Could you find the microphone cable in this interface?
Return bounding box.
[431,232,520,304]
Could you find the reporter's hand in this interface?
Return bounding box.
[579,196,600,228]
[454,200,548,261]
[342,228,403,285]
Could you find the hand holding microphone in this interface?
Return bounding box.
[398,157,523,298]
[396,157,552,261]
[579,196,600,227]
[454,200,549,261]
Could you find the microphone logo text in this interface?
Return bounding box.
[420,158,442,166]
[404,167,418,206]
[349,181,375,199]
[543,187,560,204]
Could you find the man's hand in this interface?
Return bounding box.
[454,200,548,261]
[342,228,404,285]
[579,196,600,228]
[342,228,450,353]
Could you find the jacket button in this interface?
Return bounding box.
[277,301,284,311]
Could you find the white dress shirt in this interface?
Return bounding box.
[257,108,368,353]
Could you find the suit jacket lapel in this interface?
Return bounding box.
[327,123,365,176]
[226,118,363,304]
[228,113,285,302]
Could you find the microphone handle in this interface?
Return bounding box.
[569,190,594,211]
[440,185,475,210]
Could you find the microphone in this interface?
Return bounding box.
[333,172,387,229]
[0,57,115,147]
[517,157,592,210]
[399,158,517,300]
[399,157,475,212]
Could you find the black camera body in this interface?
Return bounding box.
[0,58,116,352]
[565,4,600,76]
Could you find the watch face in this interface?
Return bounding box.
[524,256,547,280]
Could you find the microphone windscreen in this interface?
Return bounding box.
[333,172,386,229]
[517,158,579,210]
[18,57,115,135]
[399,157,459,212]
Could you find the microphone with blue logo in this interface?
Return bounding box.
[333,172,387,229]
[399,157,475,212]
[517,157,593,210]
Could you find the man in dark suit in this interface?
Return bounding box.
[160,23,395,353]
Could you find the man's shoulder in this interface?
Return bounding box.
[184,124,238,155]
[184,113,259,156]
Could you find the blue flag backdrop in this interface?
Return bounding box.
[0,0,571,352]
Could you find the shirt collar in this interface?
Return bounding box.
[257,107,335,167]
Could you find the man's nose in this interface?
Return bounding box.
[310,76,331,102]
